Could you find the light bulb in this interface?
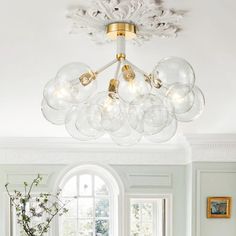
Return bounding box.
[44,63,97,110]
[118,64,151,103]
[87,92,125,133]
[55,62,97,104]
[166,83,195,114]
[176,86,205,122]
[43,79,72,110]
[152,57,195,96]
[41,98,70,125]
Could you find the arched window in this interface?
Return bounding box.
[58,164,122,236]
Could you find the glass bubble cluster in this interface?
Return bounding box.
[42,57,205,146]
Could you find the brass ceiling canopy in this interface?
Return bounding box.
[106,22,137,40]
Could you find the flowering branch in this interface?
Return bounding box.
[5,174,70,236]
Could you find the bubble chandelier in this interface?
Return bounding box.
[41,1,205,146]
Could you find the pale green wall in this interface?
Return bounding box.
[1,162,236,236]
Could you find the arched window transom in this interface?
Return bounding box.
[60,172,111,236]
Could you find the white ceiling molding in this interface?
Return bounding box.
[67,0,183,45]
[0,136,189,165]
[186,134,236,163]
[0,135,236,165]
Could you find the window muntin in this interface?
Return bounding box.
[61,173,111,236]
[130,198,165,236]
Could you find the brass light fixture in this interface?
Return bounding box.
[42,22,205,146]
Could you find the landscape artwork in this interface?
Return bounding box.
[207,197,231,218]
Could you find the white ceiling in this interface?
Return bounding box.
[0,0,236,138]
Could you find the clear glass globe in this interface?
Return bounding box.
[55,62,97,104]
[145,117,177,143]
[118,66,151,103]
[152,57,195,95]
[128,94,174,135]
[41,98,70,125]
[86,101,103,132]
[110,120,142,146]
[43,79,72,110]
[176,86,205,122]
[88,92,125,133]
[143,105,171,135]
[167,83,195,114]
[65,105,104,141]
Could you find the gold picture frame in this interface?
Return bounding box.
[207,197,232,218]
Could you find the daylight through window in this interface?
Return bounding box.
[130,198,165,236]
[60,173,111,236]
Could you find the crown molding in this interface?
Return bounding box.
[0,136,187,151]
[186,134,236,163]
[0,136,189,165]
[0,134,236,165]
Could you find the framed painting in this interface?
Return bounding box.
[207,197,232,218]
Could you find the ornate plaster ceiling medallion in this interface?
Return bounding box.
[41,0,205,146]
[67,0,184,44]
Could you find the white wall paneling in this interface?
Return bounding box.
[192,163,236,236]
[0,164,185,236]
[1,136,236,236]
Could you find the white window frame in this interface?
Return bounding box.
[55,164,123,236]
[127,194,173,236]
[60,171,112,236]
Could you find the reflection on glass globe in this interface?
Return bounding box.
[86,102,103,132]
[145,117,177,143]
[152,57,195,95]
[118,65,151,103]
[167,83,192,99]
[65,105,104,141]
[176,86,205,122]
[167,83,195,114]
[41,98,70,125]
[143,105,172,135]
[88,92,125,133]
[43,79,72,110]
[128,94,174,135]
[110,120,142,146]
[55,62,97,103]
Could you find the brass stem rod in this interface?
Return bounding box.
[95,59,118,74]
